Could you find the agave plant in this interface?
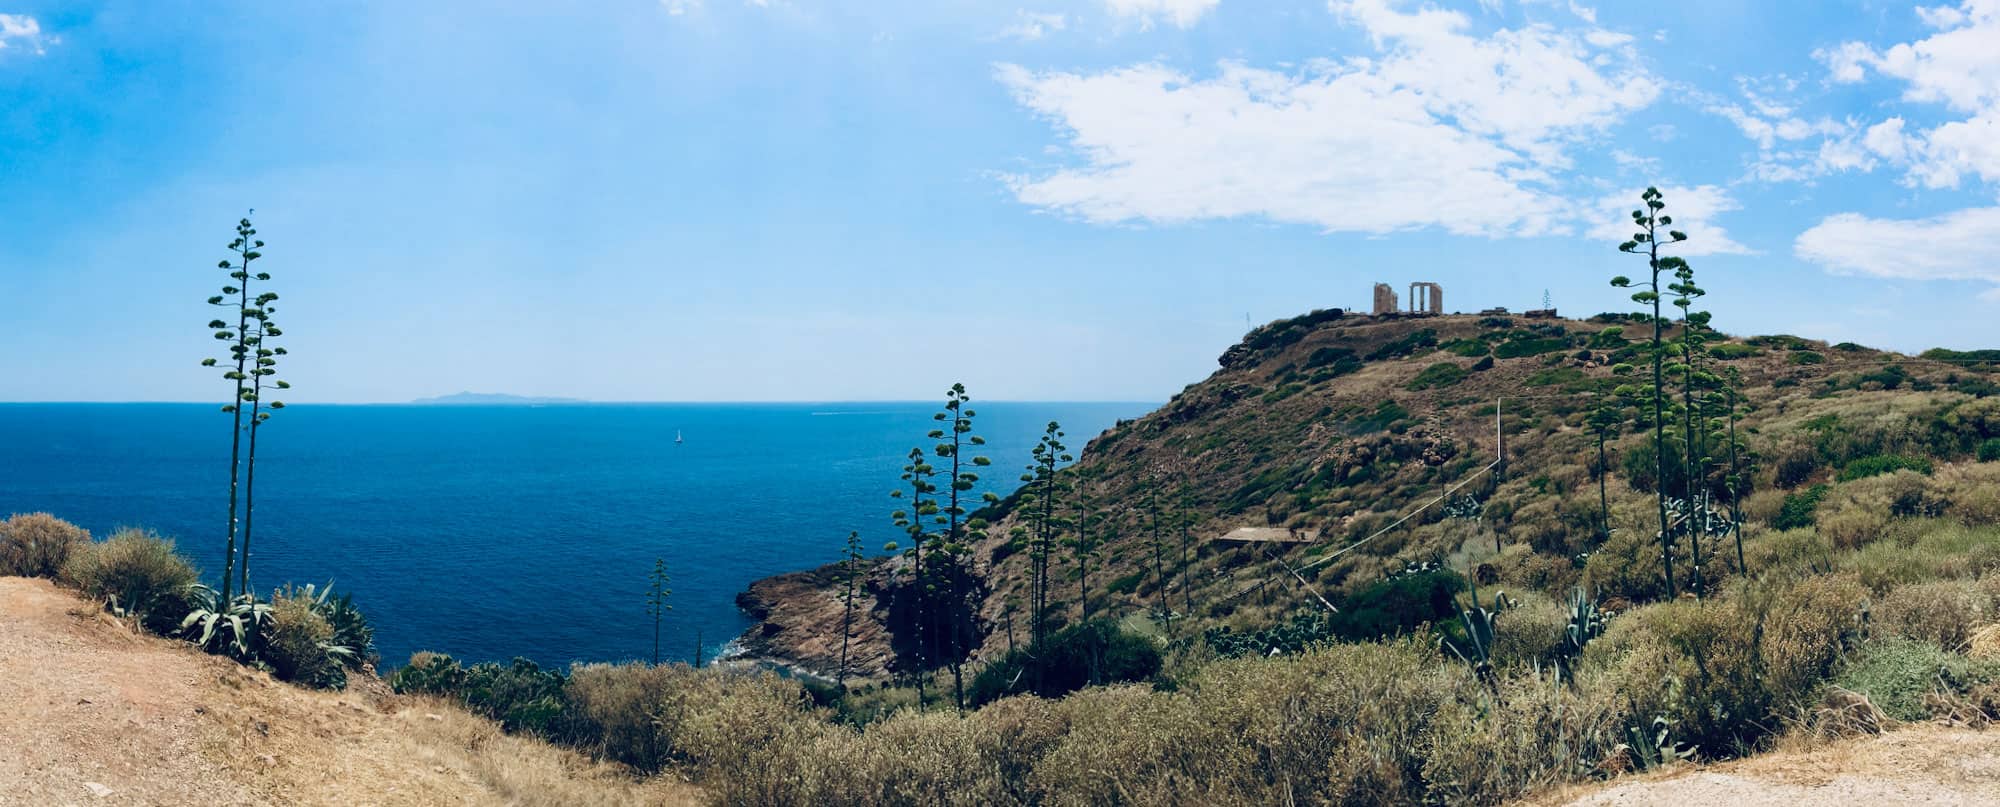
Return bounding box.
[269,582,363,684]
[1620,715,1695,770]
[1444,588,1514,686]
[1563,587,1608,657]
[180,584,271,660]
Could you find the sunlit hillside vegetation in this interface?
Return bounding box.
[15,306,2000,804]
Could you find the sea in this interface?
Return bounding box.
[0,402,1151,669]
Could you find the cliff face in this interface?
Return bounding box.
[731,561,896,681]
[733,308,1986,679]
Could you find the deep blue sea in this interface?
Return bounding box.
[0,402,1149,669]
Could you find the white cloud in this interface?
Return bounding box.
[1584,30,1631,47]
[998,0,1655,237]
[1103,0,1220,29]
[1817,1,2000,188]
[1000,11,1067,41]
[1589,185,1754,256]
[1796,206,2000,285]
[0,14,47,55]
[660,0,699,15]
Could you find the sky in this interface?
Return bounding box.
[3,0,2000,403]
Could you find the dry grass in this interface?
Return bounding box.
[388,698,691,807]
[0,576,700,806]
[0,512,89,580]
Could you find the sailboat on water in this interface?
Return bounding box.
[675,429,684,446]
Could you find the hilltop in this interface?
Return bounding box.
[739,306,2000,677]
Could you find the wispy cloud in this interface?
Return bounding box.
[1589,185,1754,257]
[1817,0,2000,188]
[1104,0,1221,30]
[999,11,1068,41]
[997,0,1654,237]
[1797,206,2000,286]
[0,14,49,55]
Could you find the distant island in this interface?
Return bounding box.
[409,392,587,405]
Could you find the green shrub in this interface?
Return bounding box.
[392,653,574,737]
[1789,350,1826,365]
[0,513,90,580]
[1708,343,1759,360]
[1333,568,1464,642]
[1366,328,1440,361]
[1774,484,1829,531]
[1442,338,1489,357]
[1103,570,1144,595]
[1470,355,1495,372]
[389,651,469,695]
[1303,346,1363,379]
[63,528,199,635]
[322,589,377,668]
[969,620,1162,707]
[1981,438,2000,462]
[1493,337,1569,359]
[1839,454,1933,481]
[1835,638,2000,721]
[1407,362,1468,390]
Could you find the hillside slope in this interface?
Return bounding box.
[0,576,697,806]
[740,309,2000,677]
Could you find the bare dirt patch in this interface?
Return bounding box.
[1534,724,2000,806]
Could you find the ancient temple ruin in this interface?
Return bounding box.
[1372,281,1443,316]
[1371,283,1398,315]
[1408,282,1443,315]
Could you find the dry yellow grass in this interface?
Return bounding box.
[1529,724,2000,806]
[1969,623,2000,661]
[0,575,700,806]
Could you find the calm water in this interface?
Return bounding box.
[0,402,1148,668]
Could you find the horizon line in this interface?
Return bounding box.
[0,399,1166,406]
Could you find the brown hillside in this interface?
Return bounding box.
[0,576,698,806]
[739,309,2000,678]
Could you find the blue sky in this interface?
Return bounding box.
[3,0,1999,403]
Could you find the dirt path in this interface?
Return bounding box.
[0,576,699,806]
[1536,724,2000,806]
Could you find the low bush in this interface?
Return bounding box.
[264,586,347,688]
[1708,343,1759,360]
[1407,362,1468,390]
[1839,454,1933,481]
[1981,437,2000,462]
[1486,589,1565,669]
[1494,337,1569,360]
[1590,575,1866,756]
[1366,328,1440,361]
[63,528,199,634]
[969,620,1162,707]
[391,653,575,736]
[1774,484,1829,531]
[565,662,811,775]
[0,512,90,580]
[1835,638,2000,721]
[1423,673,1626,803]
[1876,580,1990,650]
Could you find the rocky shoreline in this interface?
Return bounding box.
[728,558,897,682]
